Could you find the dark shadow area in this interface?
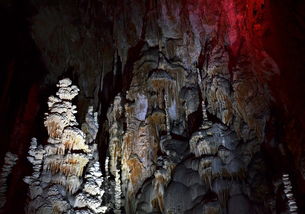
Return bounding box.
[0,1,48,213]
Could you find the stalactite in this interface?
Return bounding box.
[0,152,18,208]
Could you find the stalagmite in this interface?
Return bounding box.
[107,94,124,175]
[24,79,104,214]
[164,92,171,137]
[196,68,203,95]
[114,169,122,213]
[56,78,80,100]
[105,156,110,180]
[282,174,298,213]
[0,152,18,208]
[74,161,107,213]
[61,127,90,152]
[197,67,212,129]
[23,138,45,202]
[82,106,99,144]
[73,106,108,213]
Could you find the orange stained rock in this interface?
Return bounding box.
[46,156,88,177]
[147,110,166,128]
[47,121,63,139]
[150,80,171,91]
[67,158,78,164]
[123,133,133,158]
[126,158,143,191]
[64,141,73,150]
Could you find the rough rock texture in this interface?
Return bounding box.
[91,1,282,212]
[282,174,298,213]
[74,161,107,213]
[24,79,107,214]
[1,0,305,213]
[0,152,18,208]
[24,79,86,213]
[25,0,303,213]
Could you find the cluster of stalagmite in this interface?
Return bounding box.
[0,152,18,209]
[74,161,107,213]
[23,138,44,201]
[24,78,106,214]
[43,78,90,195]
[73,106,108,214]
[102,40,278,213]
[27,0,299,213]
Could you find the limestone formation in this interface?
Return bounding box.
[23,138,45,200]
[24,79,107,214]
[282,174,298,213]
[74,161,107,213]
[82,106,99,145]
[0,152,18,208]
[11,0,301,213]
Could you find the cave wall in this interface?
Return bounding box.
[0,0,305,213]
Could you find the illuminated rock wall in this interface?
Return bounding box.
[1,0,304,213]
[26,0,300,213]
[24,79,106,214]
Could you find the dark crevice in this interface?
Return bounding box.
[187,106,202,137]
[97,41,146,174]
